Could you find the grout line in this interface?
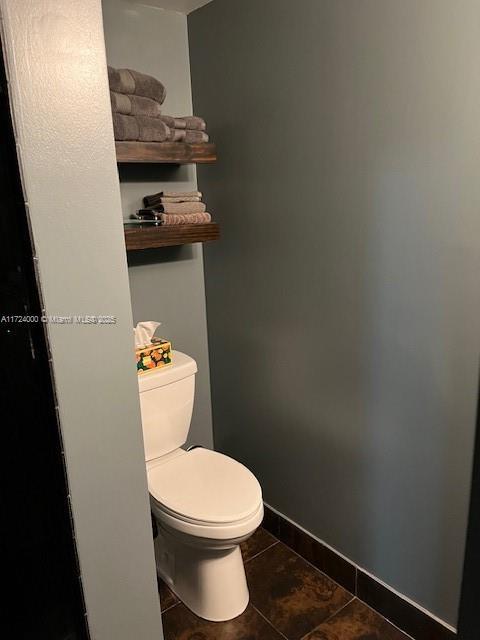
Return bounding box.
[357,599,416,640]
[251,604,289,640]
[161,601,180,615]
[244,540,279,564]
[299,597,356,640]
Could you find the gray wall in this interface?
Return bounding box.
[102,0,213,448]
[0,0,163,637]
[189,0,480,625]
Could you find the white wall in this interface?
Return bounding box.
[102,0,213,448]
[0,1,163,638]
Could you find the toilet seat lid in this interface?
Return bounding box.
[148,448,262,525]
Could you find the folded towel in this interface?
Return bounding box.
[162,191,202,198]
[113,113,169,142]
[159,115,187,129]
[177,116,207,131]
[161,212,212,225]
[108,66,166,104]
[136,116,170,142]
[143,196,201,205]
[113,113,138,141]
[184,130,209,143]
[110,91,162,118]
[158,196,202,203]
[151,202,207,214]
[143,191,202,207]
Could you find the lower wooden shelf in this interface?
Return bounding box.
[124,223,220,251]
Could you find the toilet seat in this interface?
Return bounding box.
[148,448,263,538]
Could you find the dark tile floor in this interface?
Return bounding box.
[159,527,412,640]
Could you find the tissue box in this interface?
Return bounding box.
[136,339,172,375]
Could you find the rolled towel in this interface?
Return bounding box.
[113,113,169,142]
[161,212,212,225]
[184,130,209,143]
[177,116,207,131]
[110,91,162,118]
[143,191,202,207]
[168,128,186,142]
[159,115,187,129]
[108,66,166,104]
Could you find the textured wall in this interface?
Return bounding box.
[102,0,213,448]
[0,1,163,637]
[189,0,480,625]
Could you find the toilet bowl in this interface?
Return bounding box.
[138,351,263,621]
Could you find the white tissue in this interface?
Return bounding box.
[134,321,161,349]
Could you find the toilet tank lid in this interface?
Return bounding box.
[138,350,197,392]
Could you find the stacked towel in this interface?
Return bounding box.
[108,66,210,144]
[134,191,213,225]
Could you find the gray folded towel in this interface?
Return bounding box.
[108,66,166,104]
[184,130,209,143]
[160,115,187,129]
[113,113,138,141]
[177,116,206,131]
[110,91,162,118]
[161,212,212,225]
[113,113,169,142]
[157,202,206,214]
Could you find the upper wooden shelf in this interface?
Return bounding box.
[116,141,217,164]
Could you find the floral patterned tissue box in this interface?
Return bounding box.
[136,339,172,374]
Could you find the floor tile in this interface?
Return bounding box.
[162,602,284,639]
[241,527,278,562]
[246,542,352,640]
[303,598,411,639]
[158,577,179,612]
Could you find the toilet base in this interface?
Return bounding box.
[154,525,250,622]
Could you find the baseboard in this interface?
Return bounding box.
[263,503,457,640]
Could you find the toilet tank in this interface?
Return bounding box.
[138,350,197,461]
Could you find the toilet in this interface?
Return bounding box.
[138,350,263,622]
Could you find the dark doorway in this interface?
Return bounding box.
[458,383,480,639]
[0,44,90,639]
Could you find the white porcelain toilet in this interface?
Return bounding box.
[138,350,263,622]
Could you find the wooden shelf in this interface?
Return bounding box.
[116,141,216,164]
[124,223,220,251]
